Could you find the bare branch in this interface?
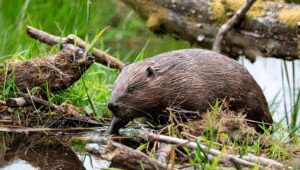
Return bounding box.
[26,26,125,71]
[213,0,257,54]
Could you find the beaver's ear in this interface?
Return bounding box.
[146,66,155,77]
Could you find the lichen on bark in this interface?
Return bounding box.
[209,0,284,24]
[278,7,300,26]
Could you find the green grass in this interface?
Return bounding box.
[281,60,300,142]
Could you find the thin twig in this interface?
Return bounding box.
[6,97,28,107]
[14,92,65,114]
[26,25,125,71]
[212,0,257,53]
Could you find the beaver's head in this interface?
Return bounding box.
[107,62,162,121]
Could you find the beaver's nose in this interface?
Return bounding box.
[107,102,119,112]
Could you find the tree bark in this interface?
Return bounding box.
[121,0,300,62]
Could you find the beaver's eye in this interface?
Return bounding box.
[127,86,135,93]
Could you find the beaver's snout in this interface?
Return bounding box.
[107,102,119,113]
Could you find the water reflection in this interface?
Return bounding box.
[0,132,108,170]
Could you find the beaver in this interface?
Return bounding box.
[106,49,273,134]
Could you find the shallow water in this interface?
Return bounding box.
[0,57,299,170]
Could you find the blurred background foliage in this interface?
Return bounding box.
[286,0,300,3]
[0,0,190,62]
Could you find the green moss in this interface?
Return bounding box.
[278,7,300,26]
[210,0,228,24]
[146,10,168,29]
[226,0,265,18]
[209,0,284,25]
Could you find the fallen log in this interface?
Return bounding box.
[0,44,94,93]
[27,26,125,71]
[86,140,173,170]
[121,0,300,62]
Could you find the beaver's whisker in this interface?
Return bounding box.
[114,104,153,120]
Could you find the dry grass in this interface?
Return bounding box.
[182,102,258,145]
[158,101,300,168]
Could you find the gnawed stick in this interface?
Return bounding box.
[86,141,174,170]
[7,92,92,116]
[140,133,293,169]
[213,0,257,61]
[6,92,67,114]
[6,97,28,107]
[26,25,125,71]
[16,92,63,112]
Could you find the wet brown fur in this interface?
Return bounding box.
[107,49,273,134]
